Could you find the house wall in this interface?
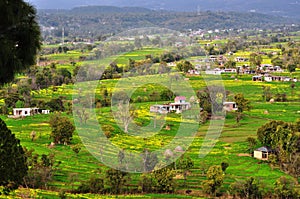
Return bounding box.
[254,151,263,159]
[13,108,31,117]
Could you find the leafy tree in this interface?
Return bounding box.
[262,86,272,102]
[176,60,194,73]
[257,120,290,146]
[77,177,104,194]
[160,89,174,101]
[152,167,176,193]
[246,137,257,154]
[0,119,27,194]
[138,173,155,193]
[234,93,251,113]
[230,177,262,199]
[274,176,297,199]
[197,86,226,114]
[224,60,236,68]
[46,98,65,112]
[287,64,296,73]
[221,162,229,173]
[106,168,130,194]
[23,149,59,189]
[0,0,41,84]
[49,113,75,145]
[177,155,194,187]
[249,53,262,67]
[202,165,224,196]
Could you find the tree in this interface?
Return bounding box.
[176,60,194,73]
[77,177,104,194]
[221,162,229,173]
[249,53,262,68]
[106,168,130,194]
[274,176,297,199]
[257,120,290,146]
[0,0,41,84]
[115,101,136,133]
[287,64,296,73]
[230,177,262,199]
[177,155,194,187]
[23,149,59,189]
[141,149,158,172]
[246,137,257,154]
[202,165,224,196]
[0,119,27,194]
[138,173,155,193]
[234,93,251,113]
[49,113,75,145]
[262,86,272,102]
[234,93,251,124]
[152,167,176,193]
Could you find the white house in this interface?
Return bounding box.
[205,68,222,75]
[11,108,50,118]
[170,96,191,113]
[254,146,274,160]
[264,75,273,82]
[150,96,191,114]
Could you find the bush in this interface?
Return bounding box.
[77,177,104,194]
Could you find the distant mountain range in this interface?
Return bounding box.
[37,5,298,39]
[27,0,300,18]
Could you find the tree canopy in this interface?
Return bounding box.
[0,0,40,84]
[0,118,27,193]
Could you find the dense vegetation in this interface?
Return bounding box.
[1,2,300,198]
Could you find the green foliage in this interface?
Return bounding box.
[257,120,300,177]
[0,119,27,194]
[230,177,262,199]
[220,162,229,172]
[23,148,59,189]
[176,60,194,73]
[46,98,65,112]
[249,53,262,67]
[71,144,81,154]
[257,120,291,146]
[49,113,75,145]
[160,89,174,101]
[197,86,226,114]
[77,177,104,194]
[262,86,272,102]
[274,176,297,199]
[202,165,224,196]
[287,64,296,73]
[234,93,251,113]
[0,0,41,84]
[105,168,130,194]
[246,137,257,154]
[152,167,177,193]
[138,173,155,193]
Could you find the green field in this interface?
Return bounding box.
[2,33,300,198]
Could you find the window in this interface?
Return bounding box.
[262,152,268,159]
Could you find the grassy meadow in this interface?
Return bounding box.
[2,35,300,198]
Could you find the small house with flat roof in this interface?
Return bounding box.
[254,146,274,160]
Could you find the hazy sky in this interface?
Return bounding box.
[25,0,112,9]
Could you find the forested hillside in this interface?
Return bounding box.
[38,6,297,39]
